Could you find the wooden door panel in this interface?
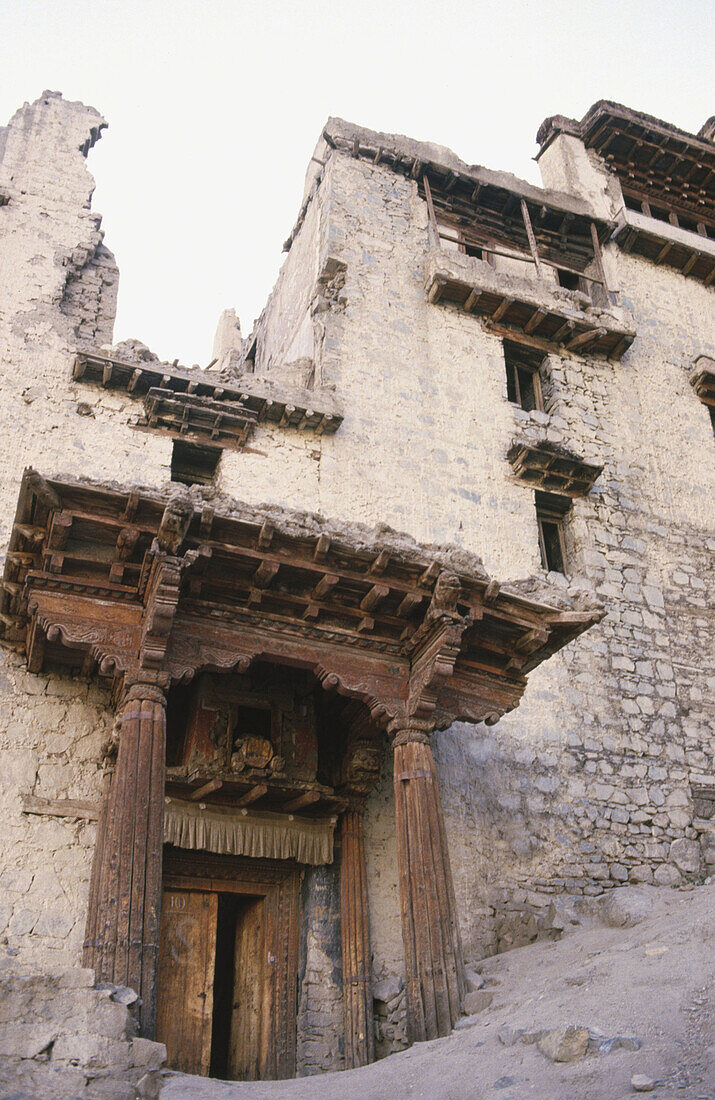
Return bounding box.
[229,898,265,1080]
[156,889,218,1075]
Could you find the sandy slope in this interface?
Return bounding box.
[162,884,714,1100]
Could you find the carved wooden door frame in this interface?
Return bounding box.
[162,846,302,1080]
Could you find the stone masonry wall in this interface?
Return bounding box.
[0,94,172,974]
[0,91,712,1072]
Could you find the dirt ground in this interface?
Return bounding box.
[161,883,714,1100]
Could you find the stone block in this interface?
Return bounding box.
[601,886,654,927]
[669,838,701,874]
[130,1037,167,1069]
[537,1025,589,1062]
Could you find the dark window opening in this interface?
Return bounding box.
[171,440,221,486]
[464,241,483,259]
[648,203,671,223]
[678,214,699,234]
[623,193,644,213]
[233,704,272,743]
[710,405,715,435]
[557,268,581,291]
[535,490,570,574]
[504,341,545,412]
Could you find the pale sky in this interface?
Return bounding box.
[2,0,712,366]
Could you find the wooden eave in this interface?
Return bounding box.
[424,251,636,359]
[613,208,715,285]
[507,443,603,496]
[579,102,715,225]
[73,351,343,441]
[690,358,715,406]
[1,471,604,719]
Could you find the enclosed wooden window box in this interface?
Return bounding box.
[508,442,603,496]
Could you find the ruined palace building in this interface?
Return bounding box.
[0,92,713,1085]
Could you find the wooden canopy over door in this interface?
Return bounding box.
[1,470,604,1053]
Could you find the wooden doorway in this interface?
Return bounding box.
[156,848,301,1080]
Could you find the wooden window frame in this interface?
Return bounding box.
[535,491,570,574]
[504,341,545,413]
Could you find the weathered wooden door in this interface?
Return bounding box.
[156,889,218,1075]
[228,897,266,1080]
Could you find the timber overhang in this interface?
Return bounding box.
[507,442,603,496]
[1,469,604,730]
[424,249,636,359]
[73,350,343,446]
[537,102,715,231]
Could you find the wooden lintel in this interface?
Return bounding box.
[360,583,389,613]
[190,778,223,802]
[283,790,321,812]
[235,783,268,808]
[22,794,99,820]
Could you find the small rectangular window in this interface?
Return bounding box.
[557,268,581,291]
[171,440,221,486]
[504,341,545,412]
[535,490,570,574]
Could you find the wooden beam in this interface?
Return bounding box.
[360,583,389,613]
[397,591,423,617]
[314,533,330,561]
[190,778,223,802]
[520,199,543,278]
[464,287,482,313]
[369,549,391,576]
[491,297,513,322]
[22,794,99,820]
[312,573,339,600]
[257,521,274,549]
[253,560,279,588]
[284,790,321,812]
[235,783,268,808]
[523,307,547,334]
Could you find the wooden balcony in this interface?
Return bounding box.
[614,208,715,285]
[424,248,636,359]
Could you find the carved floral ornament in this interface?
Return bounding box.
[1,469,605,726]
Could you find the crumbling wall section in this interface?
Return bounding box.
[0,94,170,975]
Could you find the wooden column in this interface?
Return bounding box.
[392,723,465,1043]
[340,809,374,1068]
[84,674,168,1035]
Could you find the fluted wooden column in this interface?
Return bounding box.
[84,675,168,1035]
[393,723,465,1043]
[340,810,374,1067]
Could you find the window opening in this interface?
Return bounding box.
[557,268,581,291]
[171,440,221,486]
[535,490,570,574]
[504,341,545,412]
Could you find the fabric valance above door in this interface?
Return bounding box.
[164,798,336,865]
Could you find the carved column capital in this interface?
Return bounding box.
[388,717,434,748]
[118,669,171,710]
